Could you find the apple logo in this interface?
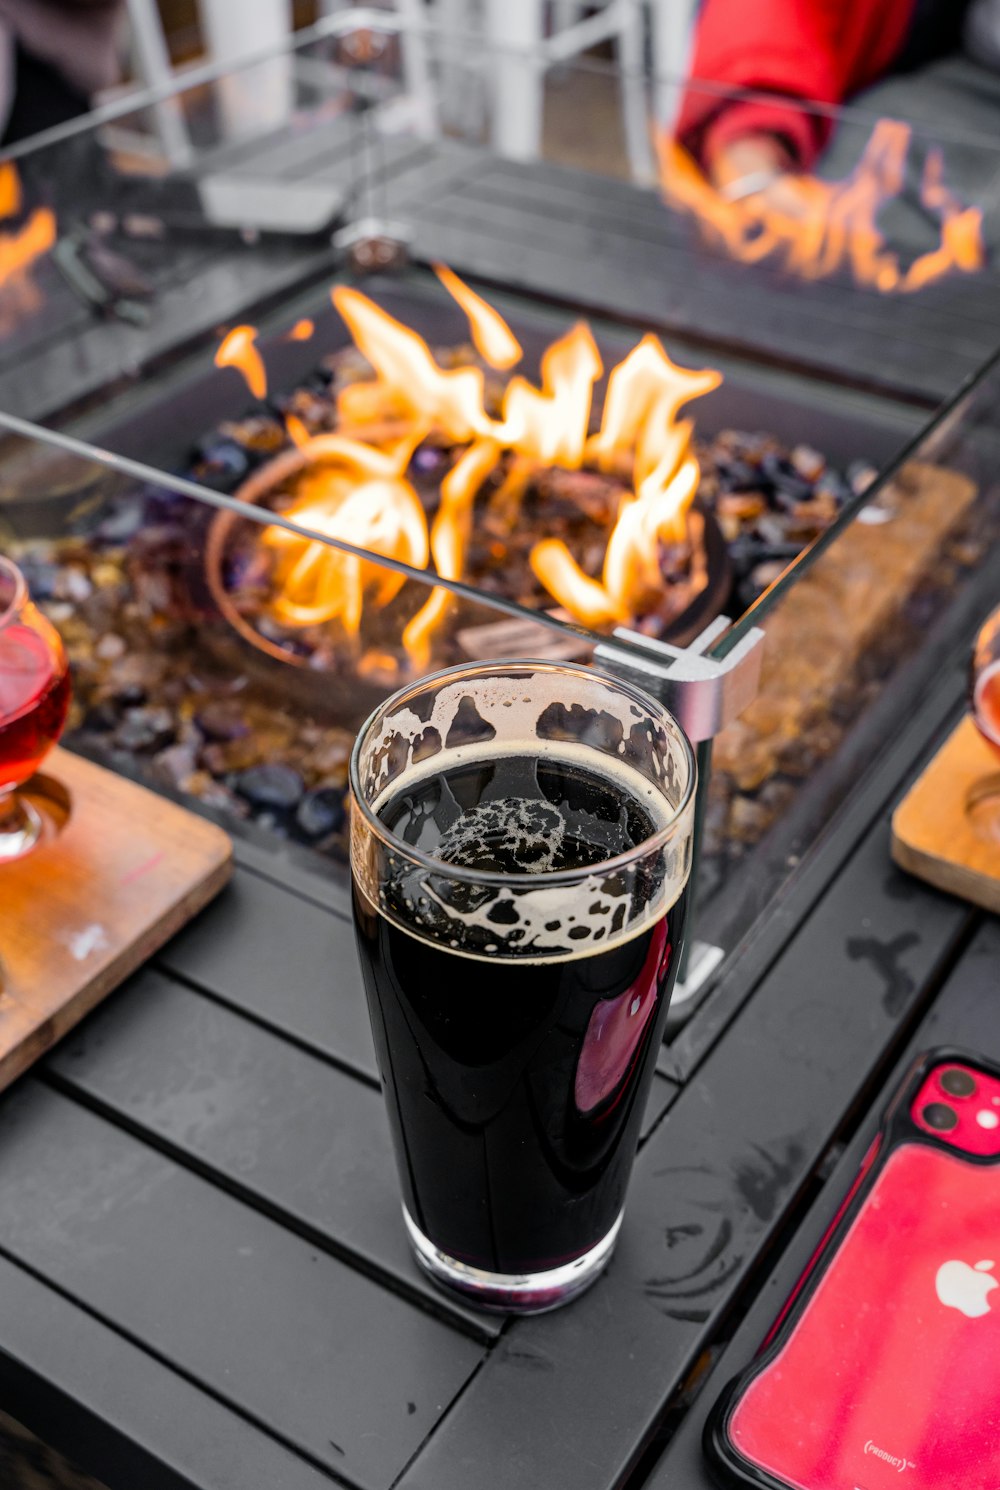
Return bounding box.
[935,1259,998,1318]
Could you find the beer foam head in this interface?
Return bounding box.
[436,797,567,873]
[351,661,695,962]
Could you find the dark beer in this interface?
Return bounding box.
[352,749,688,1279]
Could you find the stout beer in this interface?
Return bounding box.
[351,662,694,1310]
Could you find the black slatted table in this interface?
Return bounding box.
[0,607,989,1490]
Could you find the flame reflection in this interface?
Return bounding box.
[215,324,268,399]
[0,163,57,332]
[659,119,985,293]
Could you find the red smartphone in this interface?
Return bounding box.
[705,1048,1000,1490]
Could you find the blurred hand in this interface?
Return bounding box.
[709,134,818,219]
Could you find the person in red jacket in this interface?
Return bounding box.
[675,0,981,201]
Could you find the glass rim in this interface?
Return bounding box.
[0,556,26,631]
[349,656,697,890]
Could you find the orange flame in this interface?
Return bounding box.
[333,285,488,444]
[287,318,314,341]
[496,323,602,469]
[433,263,523,369]
[0,163,22,218]
[253,273,720,658]
[531,457,701,627]
[285,413,311,448]
[402,440,501,669]
[659,119,985,293]
[587,334,720,484]
[0,162,56,320]
[0,204,56,284]
[262,436,428,636]
[216,325,267,400]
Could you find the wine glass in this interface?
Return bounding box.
[0,556,70,859]
[972,606,1000,757]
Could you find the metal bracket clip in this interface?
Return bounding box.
[333,216,413,273]
[595,616,765,743]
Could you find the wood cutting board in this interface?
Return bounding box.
[891,715,1000,912]
[0,747,232,1092]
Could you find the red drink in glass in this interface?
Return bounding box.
[972,607,1000,758]
[0,556,70,858]
[0,621,71,791]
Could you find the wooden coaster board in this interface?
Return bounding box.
[891,715,1000,912]
[0,747,232,1092]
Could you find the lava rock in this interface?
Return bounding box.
[303,732,353,782]
[790,444,826,482]
[186,773,252,819]
[151,742,199,788]
[17,557,59,600]
[220,416,285,453]
[756,514,791,548]
[113,683,148,707]
[815,471,850,505]
[108,652,168,700]
[412,444,448,474]
[761,453,814,507]
[191,435,251,490]
[304,367,335,391]
[233,763,305,812]
[294,786,346,841]
[95,496,147,545]
[81,701,119,733]
[201,738,263,775]
[95,633,126,661]
[717,491,767,522]
[114,706,175,753]
[54,567,93,603]
[195,701,251,741]
[848,460,878,496]
[716,457,766,492]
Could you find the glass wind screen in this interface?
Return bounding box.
[695,346,1000,988]
[0,425,594,877]
[2,17,999,1005]
[0,11,412,425]
[0,15,994,652]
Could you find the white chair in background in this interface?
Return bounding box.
[495,0,653,179]
[126,0,699,183]
[125,0,296,149]
[652,0,698,134]
[394,0,700,184]
[199,0,295,136]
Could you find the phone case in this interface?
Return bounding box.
[704,1047,1000,1490]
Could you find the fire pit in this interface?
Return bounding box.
[202,269,736,694]
[193,271,884,704]
[4,270,914,878]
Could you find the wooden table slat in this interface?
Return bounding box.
[156,865,377,1082]
[0,1082,483,1490]
[0,1251,340,1490]
[440,154,1000,337]
[43,964,502,1339]
[401,186,994,364]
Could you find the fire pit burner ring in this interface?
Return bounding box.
[204,442,732,700]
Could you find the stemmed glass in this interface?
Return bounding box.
[972,606,1000,756]
[0,556,70,859]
